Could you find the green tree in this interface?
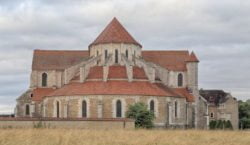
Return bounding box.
[238,100,250,129]
[225,120,233,130]
[209,120,217,130]
[126,102,155,128]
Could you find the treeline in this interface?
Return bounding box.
[239,99,250,129]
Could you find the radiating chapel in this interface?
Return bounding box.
[15,18,208,128]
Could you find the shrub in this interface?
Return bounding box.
[209,120,216,130]
[126,102,155,128]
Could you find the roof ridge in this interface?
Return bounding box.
[89,18,142,47]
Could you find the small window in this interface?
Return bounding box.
[42,73,47,87]
[210,112,214,118]
[82,100,87,118]
[116,100,122,118]
[174,101,178,118]
[97,50,99,56]
[150,100,154,112]
[56,101,60,118]
[115,49,118,63]
[105,50,108,59]
[25,104,30,116]
[177,73,183,87]
[30,94,33,98]
[126,50,128,58]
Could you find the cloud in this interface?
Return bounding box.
[0,0,250,113]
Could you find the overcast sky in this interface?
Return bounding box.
[0,0,250,113]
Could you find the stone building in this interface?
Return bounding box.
[200,89,239,129]
[15,18,208,129]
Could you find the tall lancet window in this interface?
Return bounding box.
[42,73,47,87]
[150,100,155,113]
[174,101,178,118]
[56,101,60,118]
[105,50,108,60]
[25,104,30,116]
[82,100,87,118]
[115,49,118,63]
[126,50,128,58]
[116,100,122,118]
[178,73,183,87]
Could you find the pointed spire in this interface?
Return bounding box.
[89,17,142,48]
[186,51,199,62]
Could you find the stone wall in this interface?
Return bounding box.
[208,94,239,130]
[42,95,189,128]
[0,118,134,129]
[89,43,141,65]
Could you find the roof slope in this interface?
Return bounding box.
[89,18,142,47]
[200,90,228,105]
[47,81,179,97]
[32,50,89,70]
[32,50,197,71]
[142,51,190,71]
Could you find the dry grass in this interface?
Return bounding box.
[0,129,249,145]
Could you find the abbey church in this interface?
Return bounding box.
[15,18,208,129]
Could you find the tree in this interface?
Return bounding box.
[126,102,155,128]
[209,120,217,130]
[225,120,233,130]
[238,100,250,129]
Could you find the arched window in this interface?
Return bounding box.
[150,100,154,112]
[210,112,214,118]
[174,101,178,118]
[126,50,128,58]
[116,100,122,118]
[25,104,30,116]
[96,50,99,56]
[56,101,60,118]
[105,50,108,59]
[115,49,118,63]
[82,100,87,118]
[42,73,47,87]
[178,73,183,87]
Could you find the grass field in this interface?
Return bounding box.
[0,129,249,145]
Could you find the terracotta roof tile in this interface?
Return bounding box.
[108,66,127,79]
[172,88,195,102]
[87,66,103,79]
[32,88,56,101]
[186,52,199,62]
[133,66,147,79]
[47,81,180,97]
[142,51,190,71]
[89,18,142,47]
[32,50,89,70]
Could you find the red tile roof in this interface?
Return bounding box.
[142,51,190,71]
[133,66,147,79]
[186,52,199,62]
[108,66,127,79]
[47,81,181,97]
[89,18,142,48]
[87,66,103,79]
[172,88,195,102]
[32,50,89,70]
[32,50,198,72]
[32,88,56,101]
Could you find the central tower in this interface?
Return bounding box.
[89,18,142,65]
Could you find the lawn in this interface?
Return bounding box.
[0,129,249,145]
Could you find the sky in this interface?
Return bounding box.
[0,0,250,114]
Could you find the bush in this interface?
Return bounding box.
[126,102,155,128]
[209,120,233,130]
[209,120,217,130]
[225,120,233,130]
